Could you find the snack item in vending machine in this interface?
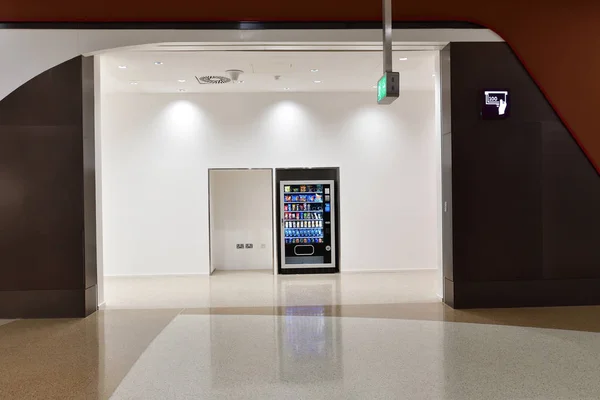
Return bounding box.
[284,186,291,193]
[300,185,306,192]
[284,205,288,211]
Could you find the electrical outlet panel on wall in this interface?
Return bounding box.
[236,244,244,249]
[245,243,253,249]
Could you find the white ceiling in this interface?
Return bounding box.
[100,49,437,93]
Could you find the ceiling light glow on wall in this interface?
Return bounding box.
[310,69,319,72]
[178,89,186,92]
[284,87,290,90]
[154,61,163,65]
[118,65,127,69]
[313,80,322,84]
[399,57,408,61]
[130,81,139,85]
[178,79,186,83]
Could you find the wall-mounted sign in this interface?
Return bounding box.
[377,72,400,105]
[481,90,510,119]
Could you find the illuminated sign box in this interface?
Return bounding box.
[481,89,510,119]
[377,72,400,105]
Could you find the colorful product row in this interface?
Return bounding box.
[284,203,322,212]
[285,221,323,228]
[284,212,322,220]
[284,229,323,238]
[284,185,323,194]
[286,238,324,244]
[284,194,323,203]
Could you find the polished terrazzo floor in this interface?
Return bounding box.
[2,272,600,399]
[102,270,442,309]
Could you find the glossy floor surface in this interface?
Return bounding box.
[103,270,441,309]
[2,272,600,399]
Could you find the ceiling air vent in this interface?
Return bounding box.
[195,75,231,85]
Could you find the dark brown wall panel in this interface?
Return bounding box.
[0,126,84,290]
[542,121,600,279]
[0,57,97,317]
[452,122,543,282]
[447,42,600,308]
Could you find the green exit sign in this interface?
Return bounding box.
[377,72,400,105]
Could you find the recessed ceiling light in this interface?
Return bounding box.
[130,81,138,85]
[118,65,127,69]
[154,61,163,65]
[399,57,408,61]
[178,89,186,92]
[313,80,322,84]
[310,69,319,72]
[284,87,290,90]
[177,79,186,83]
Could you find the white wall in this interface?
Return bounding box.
[100,91,439,276]
[209,169,274,271]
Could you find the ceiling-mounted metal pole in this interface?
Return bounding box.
[382,0,393,73]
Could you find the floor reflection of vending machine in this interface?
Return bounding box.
[279,180,336,272]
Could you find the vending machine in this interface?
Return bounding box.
[280,180,336,271]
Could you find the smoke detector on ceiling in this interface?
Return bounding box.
[226,69,244,83]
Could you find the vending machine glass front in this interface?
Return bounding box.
[280,180,335,269]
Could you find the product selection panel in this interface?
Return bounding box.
[281,181,335,268]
